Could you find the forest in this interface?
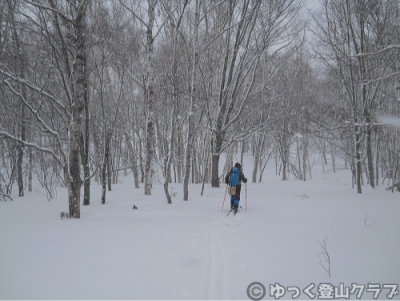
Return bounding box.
[1,0,400,218]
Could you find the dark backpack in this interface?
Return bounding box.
[229,167,240,187]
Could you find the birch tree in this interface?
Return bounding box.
[157,0,189,203]
[183,0,199,201]
[0,0,90,217]
[122,0,159,196]
[313,0,397,192]
[205,0,301,187]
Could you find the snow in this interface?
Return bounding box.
[1,157,400,300]
[377,115,400,128]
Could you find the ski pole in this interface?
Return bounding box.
[221,185,228,212]
[245,182,247,211]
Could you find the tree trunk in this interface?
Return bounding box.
[175,131,181,183]
[68,0,89,218]
[107,146,112,191]
[322,141,328,165]
[302,134,308,182]
[355,130,362,194]
[366,125,375,188]
[211,135,222,187]
[17,88,26,197]
[139,134,145,184]
[278,136,289,181]
[101,129,112,204]
[375,129,379,187]
[282,157,287,181]
[82,44,90,205]
[28,148,32,192]
[183,0,199,200]
[144,0,158,196]
[331,145,336,173]
[10,2,26,197]
[200,137,212,196]
[17,142,24,196]
[124,132,140,188]
[163,111,176,205]
[252,148,260,183]
[296,138,302,180]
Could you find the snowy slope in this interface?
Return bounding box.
[0,158,399,300]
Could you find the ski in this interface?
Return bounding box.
[227,209,238,216]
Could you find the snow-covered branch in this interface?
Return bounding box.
[0,69,69,116]
[0,131,63,167]
[352,45,400,57]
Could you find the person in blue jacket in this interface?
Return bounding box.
[225,162,247,213]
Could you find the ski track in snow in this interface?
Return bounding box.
[223,212,242,226]
[205,216,230,300]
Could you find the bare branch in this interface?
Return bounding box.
[0,131,63,166]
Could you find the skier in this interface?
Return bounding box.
[225,162,247,214]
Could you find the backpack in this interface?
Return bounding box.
[229,167,240,186]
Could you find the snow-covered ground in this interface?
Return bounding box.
[1,157,399,300]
